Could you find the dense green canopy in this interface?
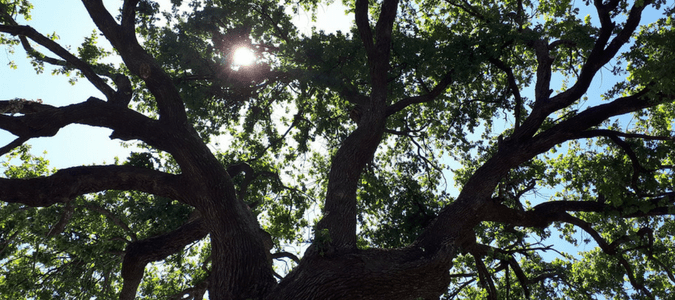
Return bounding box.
[1,0,674,299]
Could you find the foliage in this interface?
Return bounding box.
[1,0,674,299]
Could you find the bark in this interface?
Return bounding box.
[268,247,455,300]
[0,0,669,299]
[0,165,184,207]
[311,0,398,252]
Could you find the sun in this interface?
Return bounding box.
[232,47,256,66]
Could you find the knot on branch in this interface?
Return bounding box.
[112,74,133,107]
[1,98,44,115]
[139,63,151,79]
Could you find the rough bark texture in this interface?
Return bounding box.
[0,0,672,299]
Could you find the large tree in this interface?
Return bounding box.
[1,0,674,299]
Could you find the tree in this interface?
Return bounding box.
[1,0,674,298]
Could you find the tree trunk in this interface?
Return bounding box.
[268,247,456,300]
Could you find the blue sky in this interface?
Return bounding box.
[1,0,666,275]
[0,0,131,169]
[0,0,353,170]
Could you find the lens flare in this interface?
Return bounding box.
[232,47,256,66]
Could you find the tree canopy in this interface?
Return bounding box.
[1,0,675,299]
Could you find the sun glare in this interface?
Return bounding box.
[232,47,256,66]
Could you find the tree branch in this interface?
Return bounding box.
[0,165,185,207]
[0,24,115,99]
[0,97,173,153]
[385,70,454,116]
[617,254,654,298]
[577,130,649,188]
[467,245,497,300]
[354,0,375,61]
[227,162,279,202]
[489,58,523,128]
[81,0,187,123]
[271,251,301,264]
[0,136,29,157]
[514,0,653,141]
[311,0,400,253]
[581,129,675,141]
[46,201,75,237]
[484,192,675,230]
[120,217,208,300]
[81,203,138,241]
[532,39,554,102]
[562,212,655,297]
[526,87,665,153]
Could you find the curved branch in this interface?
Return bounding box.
[385,71,454,116]
[484,192,675,230]
[616,254,654,298]
[354,0,375,60]
[0,8,68,67]
[81,203,138,241]
[120,217,208,300]
[81,0,187,123]
[0,136,29,156]
[489,58,523,128]
[554,213,653,297]
[514,0,653,140]
[0,24,115,99]
[560,212,657,298]
[227,162,278,202]
[527,87,665,152]
[0,165,186,207]
[0,97,173,153]
[577,131,648,188]
[271,251,300,264]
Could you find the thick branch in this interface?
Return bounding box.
[354,0,399,99]
[81,0,186,123]
[0,97,173,153]
[311,0,400,252]
[354,0,375,60]
[468,245,497,300]
[120,0,141,36]
[527,87,662,152]
[0,165,185,207]
[417,88,668,266]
